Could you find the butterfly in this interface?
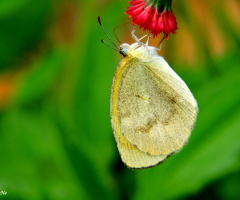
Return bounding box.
[99,17,198,169]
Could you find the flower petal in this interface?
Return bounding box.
[126,0,178,38]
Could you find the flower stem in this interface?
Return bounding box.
[150,0,173,11]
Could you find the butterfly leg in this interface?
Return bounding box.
[139,34,148,41]
[131,27,147,44]
[131,27,139,42]
[146,35,153,46]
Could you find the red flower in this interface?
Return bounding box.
[126,0,178,38]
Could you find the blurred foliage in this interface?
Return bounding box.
[0,0,53,70]
[0,0,240,200]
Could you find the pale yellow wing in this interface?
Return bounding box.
[112,115,169,169]
[112,57,198,156]
[111,57,169,169]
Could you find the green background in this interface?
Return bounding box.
[0,0,240,199]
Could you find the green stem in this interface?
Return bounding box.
[149,0,173,11]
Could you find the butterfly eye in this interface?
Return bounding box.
[120,46,129,56]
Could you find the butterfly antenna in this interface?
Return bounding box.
[101,39,120,51]
[113,21,131,44]
[98,16,118,48]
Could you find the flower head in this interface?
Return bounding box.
[126,0,178,38]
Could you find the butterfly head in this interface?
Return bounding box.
[119,42,159,61]
[119,43,130,57]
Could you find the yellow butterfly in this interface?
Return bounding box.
[99,17,198,169]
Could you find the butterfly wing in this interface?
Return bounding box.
[111,56,198,168]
